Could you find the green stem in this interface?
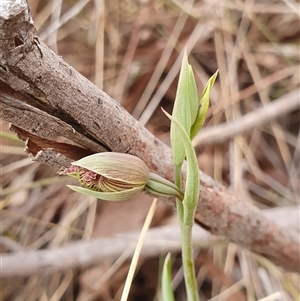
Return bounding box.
[174,164,199,301]
[174,165,184,223]
[180,222,200,301]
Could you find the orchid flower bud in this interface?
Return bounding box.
[170,50,198,167]
[60,152,183,202]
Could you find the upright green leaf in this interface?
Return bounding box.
[162,253,175,301]
[190,70,218,140]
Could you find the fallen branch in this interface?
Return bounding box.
[1,206,299,277]
[0,0,299,273]
[0,225,212,278]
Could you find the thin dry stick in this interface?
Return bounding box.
[1,206,298,278]
[0,224,212,277]
[207,65,298,119]
[131,0,192,118]
[0,0,299,273]
[94,1,104,90]
[193,88,300,147]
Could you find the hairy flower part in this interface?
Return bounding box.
[60,165,101,190]
[60,152,184,202]
[60,164,79,177]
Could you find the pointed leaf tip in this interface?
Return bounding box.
[190,70,218,140]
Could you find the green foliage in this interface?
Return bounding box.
[162,253,175,301]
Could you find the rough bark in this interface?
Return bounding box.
[0,0,299,273]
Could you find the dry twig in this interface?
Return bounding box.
[1,206,299,277]
[193,88,300,147]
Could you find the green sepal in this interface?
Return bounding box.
[72,153,149,186]
[145,172,184,201]
[67,185,144,202]
[170,50,198,166]
[162,253,175,301]
[190,70,218,140]
[163,109,200,226]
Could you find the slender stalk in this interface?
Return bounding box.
[180,222,200,301]
[174,165,184,222]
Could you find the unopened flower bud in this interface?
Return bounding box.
[60,152,183,202]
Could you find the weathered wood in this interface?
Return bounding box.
[0,0,299,273]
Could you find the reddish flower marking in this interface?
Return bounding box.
[60,165,101,191]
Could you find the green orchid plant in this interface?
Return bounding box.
[161,51,217,301]
[60,50,217,301]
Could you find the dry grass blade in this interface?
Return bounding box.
[120,198,158,301]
